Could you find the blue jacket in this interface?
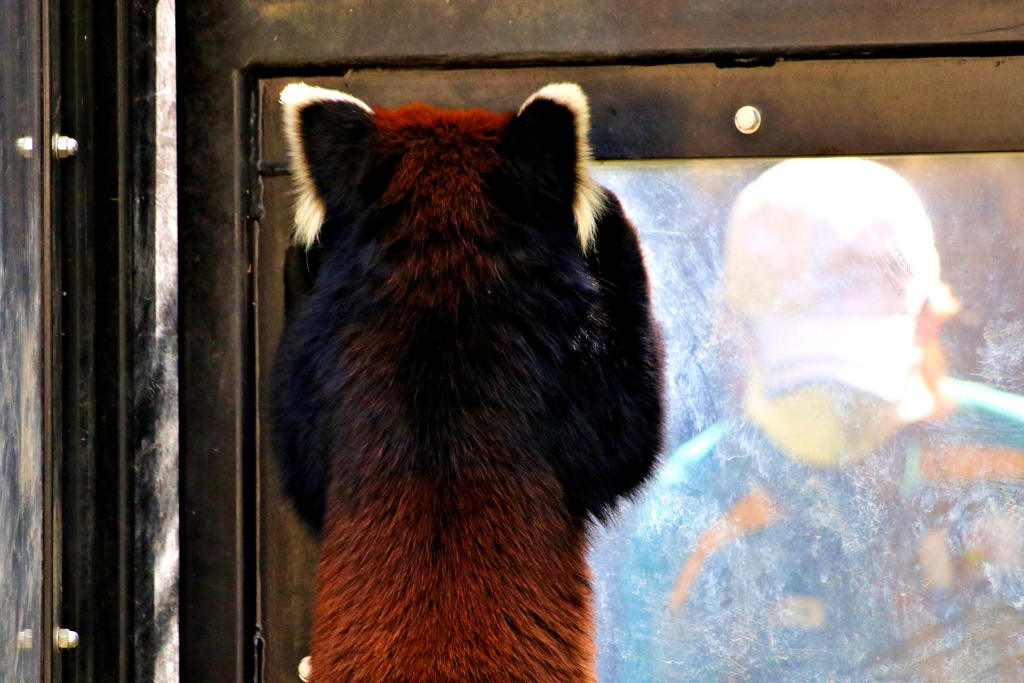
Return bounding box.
[592,380,1024,682]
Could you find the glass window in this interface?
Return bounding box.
[0,0,43,680]
[590,155,1024,682]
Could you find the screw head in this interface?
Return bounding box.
[17,629,33,650]
[298,655,312,681]
[52,135,79,159]
[734,105,762,134]
[15,137,34,159]
[55,628,79,650]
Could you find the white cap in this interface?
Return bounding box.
[723,158,944,403]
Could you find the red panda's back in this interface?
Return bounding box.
[309,467,597,682]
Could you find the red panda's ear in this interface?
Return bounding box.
[510,83,604,253]
[280,83,375,249]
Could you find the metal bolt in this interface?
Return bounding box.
[734,105,762,135]
[55,628,79,650]
[298,655,312,681]
[17,629,33,650]
[52,135,79,159]
[15,137,34,159]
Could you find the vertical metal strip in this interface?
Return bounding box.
[248,71,265,683]
[118,1,136,679]
[41,0,56,677]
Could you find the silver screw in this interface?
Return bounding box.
[298,655,312,681]
[734,106,762,135]
[15,137,34,159]
[17,629,33,650]
[52,135,79,159]
[55,628,79,650]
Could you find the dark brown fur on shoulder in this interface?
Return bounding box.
[272,83,664,682]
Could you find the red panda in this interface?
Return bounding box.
[271,82,663,682]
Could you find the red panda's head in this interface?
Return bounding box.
[279,82,604,261]
[272,81,664,539]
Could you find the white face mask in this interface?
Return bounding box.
[743,365,935,468]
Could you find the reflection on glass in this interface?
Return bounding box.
[590,156,1024,682]
[0,0,43,681]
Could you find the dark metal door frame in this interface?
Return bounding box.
[54,0,172,680]
[178,3,1024,681]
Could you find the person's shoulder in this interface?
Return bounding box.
[916,379,1024,483]
[944,379,1024,421]
[654,422,727,488]
[939,378,1024,449]
[639,419,769,517]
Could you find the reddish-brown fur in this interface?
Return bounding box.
[307,105,598,682]
[311,473,596,682]
[373,106,514,312]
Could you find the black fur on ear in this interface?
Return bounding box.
[280,83,376,249]
[502,83,604,252]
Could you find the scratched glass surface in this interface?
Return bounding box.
[139,1,181,679]
[0,0,43,680]
[590,157,1024,682]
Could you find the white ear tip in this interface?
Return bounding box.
[535,82,586,102]
[519,83,589,118]
[280,82,310,106]
[279,83,373,113]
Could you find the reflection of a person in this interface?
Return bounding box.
[605,158,1024,682]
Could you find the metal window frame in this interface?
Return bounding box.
[177,3,1024,681]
